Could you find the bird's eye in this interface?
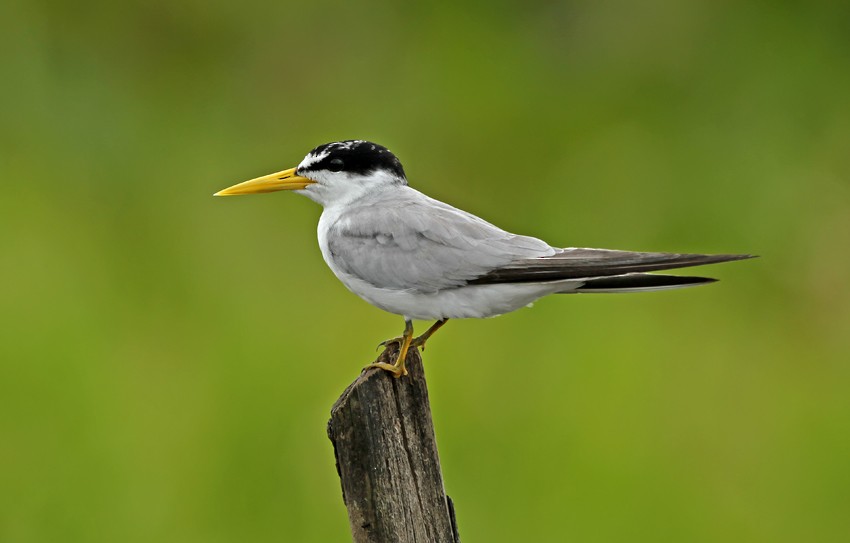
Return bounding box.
[328,158,344,172]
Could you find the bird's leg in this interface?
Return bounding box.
[375,320,413,351]
[410,319,449,351]
[368,320,414,378]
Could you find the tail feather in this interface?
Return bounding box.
[568,273,717,293]
[469,248,756,285]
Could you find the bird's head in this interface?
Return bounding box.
[215,140,407,207]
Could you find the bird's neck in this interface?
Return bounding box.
[311,181,402,210]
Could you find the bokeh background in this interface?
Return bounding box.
[2,1,849,541]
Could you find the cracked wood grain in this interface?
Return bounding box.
[328,345,460,543]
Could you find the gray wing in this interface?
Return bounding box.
[326,188,554,292]
[468,247,755,285]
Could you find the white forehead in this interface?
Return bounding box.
[297,149,330,170]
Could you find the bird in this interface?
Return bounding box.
[215,140,754,378]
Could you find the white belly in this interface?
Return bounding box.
[330,272,569,320]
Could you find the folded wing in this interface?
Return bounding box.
[326,189,554,292]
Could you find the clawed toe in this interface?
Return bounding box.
[368,319,449,377]
[366,360,407,378]
[376,336,404,351]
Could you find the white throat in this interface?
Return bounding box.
[297,169,406,208]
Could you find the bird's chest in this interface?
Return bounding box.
[317,207,361,288]
[317,209,341,273]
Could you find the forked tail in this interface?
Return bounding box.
[567,273,717,293]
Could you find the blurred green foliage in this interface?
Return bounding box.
[2,1,849,541]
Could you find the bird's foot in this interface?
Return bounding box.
[378,336,429,351]
[367,343,410,378]
[408,319,448,352]
[409,335,429,351]
[369,337,414,378]
[368,320,415,378]
[366,360,408,378]
[377,335,429,352]
[376,336,405,351]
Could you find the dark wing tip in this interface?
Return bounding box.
[721,253,758,261]
[686,253,757,265]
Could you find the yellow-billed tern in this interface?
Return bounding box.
[216,140,753,377]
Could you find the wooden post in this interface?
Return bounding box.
[327,345,460,543]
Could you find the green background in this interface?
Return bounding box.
[2,1,849,541]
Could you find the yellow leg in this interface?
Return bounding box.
[368,320,414,378]
[411,319,449,350]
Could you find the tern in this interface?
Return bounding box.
[216,140,753,377]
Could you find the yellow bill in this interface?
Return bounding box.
[214,167,315,196]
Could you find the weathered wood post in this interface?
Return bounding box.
[327,345,460,543]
